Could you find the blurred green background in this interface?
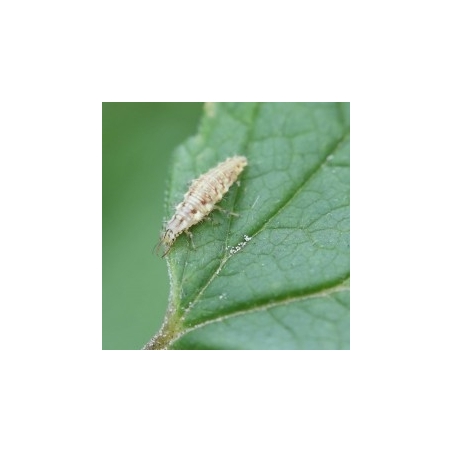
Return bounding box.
[102,103,203,349]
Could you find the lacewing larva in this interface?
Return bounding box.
[157,155,248,257]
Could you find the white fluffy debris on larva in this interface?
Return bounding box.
[156,156,248,257]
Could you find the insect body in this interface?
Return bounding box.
[157,155,248,257]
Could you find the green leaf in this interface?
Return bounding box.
[145,102,350,350]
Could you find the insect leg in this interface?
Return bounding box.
[213,205,239,217]
[185,230,196,250]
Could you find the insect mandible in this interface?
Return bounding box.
[156,155,248,257]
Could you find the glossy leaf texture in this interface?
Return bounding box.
[146,102,350,350]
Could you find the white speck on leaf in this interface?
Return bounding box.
[228,234,251,255]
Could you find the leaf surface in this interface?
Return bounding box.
[146,102,350,350]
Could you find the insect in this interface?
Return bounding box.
[156,155,248,257]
